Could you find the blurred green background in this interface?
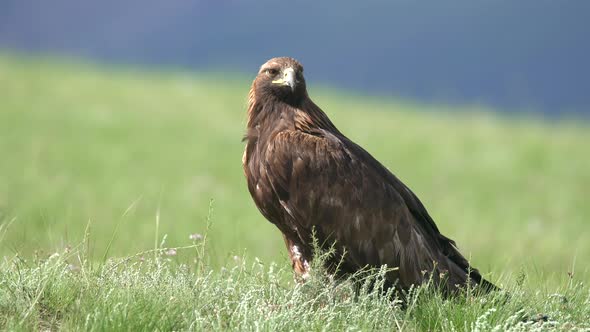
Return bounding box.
[1,56,588,286]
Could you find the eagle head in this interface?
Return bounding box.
[253,57,307,106]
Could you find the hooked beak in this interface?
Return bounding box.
[272,67,297,92]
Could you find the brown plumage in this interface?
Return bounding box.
[243,57,496,295]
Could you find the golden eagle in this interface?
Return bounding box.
[243,57,496,294]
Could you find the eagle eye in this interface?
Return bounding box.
[265,68,279,76]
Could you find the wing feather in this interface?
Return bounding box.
[264,129,489,291]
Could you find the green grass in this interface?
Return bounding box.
[0,55,589,330]
[2,243,589,331]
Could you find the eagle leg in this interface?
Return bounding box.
[283,234,311,282]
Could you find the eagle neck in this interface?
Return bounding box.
[246,95,342,145]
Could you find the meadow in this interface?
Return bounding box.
[0,55,589,330]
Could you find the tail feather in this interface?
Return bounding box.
[440,235,499,293]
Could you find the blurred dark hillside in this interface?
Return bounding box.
[1,0,588,115]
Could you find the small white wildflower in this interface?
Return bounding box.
[165,248,177,256]
[189,233,203,241]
